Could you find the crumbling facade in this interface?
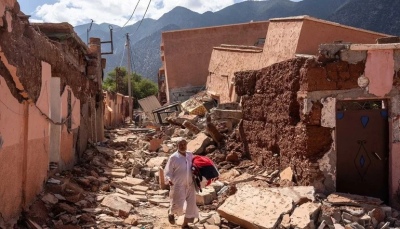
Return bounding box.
[235,41,400,207]
[104,91,132,129]
[0,0,105,226]
[206,16,388,104]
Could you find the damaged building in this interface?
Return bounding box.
[0,0,105,226]
[159,16,387,105]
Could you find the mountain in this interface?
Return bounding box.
[73,0,400,82]
[329,0,400,36]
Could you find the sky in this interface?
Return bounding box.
[18,0,302,27]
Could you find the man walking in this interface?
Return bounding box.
[164,138,199,228]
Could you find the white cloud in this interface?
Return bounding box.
[32,0,238,26]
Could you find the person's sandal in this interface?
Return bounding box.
[168,210,175,224]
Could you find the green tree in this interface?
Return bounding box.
[103,67,158,102]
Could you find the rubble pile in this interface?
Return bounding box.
[18,95,400,229]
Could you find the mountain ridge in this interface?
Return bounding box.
[73,0,399,82]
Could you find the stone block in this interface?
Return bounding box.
[131,185,149,192]
[187,133,212,154]
[219,169,240,182]
[340,50,367,64]
[212,109,243,120]
[116,177,145,186]
[290,202,321,229]
[149,138,163,152]
[218,185,299,229]
[231,173,255,184]
[327,193,383,207]
[101,195,132,215]
[146,156,168,167]
[196,187,217,205]
[280,167,293,181]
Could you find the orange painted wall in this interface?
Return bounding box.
[261,20,303,67]
[296,19,387,55]
[162,22,269,98]
[207,48,263,103]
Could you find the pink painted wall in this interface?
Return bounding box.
[162,22,269,99]
[0,77,24,226]
[261,20,303,67]
[60,86,80,168]
[365,50,394,97]
[207,47,263,103]
[26,103,49,208]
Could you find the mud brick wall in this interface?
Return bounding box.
[0,14,99,104]
[235,57,344,185]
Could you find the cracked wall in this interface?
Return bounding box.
[235,51,400,199]
[0,1,104,226]
[236,50,400,202]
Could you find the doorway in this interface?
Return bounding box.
[336,100,389,202]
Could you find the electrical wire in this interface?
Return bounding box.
[120,0,141,29]
[131,0,152,35]
[119,44,126,67]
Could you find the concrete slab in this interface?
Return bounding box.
[290,202,321,229]
[218,185,296,229]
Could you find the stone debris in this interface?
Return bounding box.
[18,100,400,229]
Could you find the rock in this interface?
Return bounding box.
[334,224,345,229]
[83,208,103,214]
[218,185,313,229]
[131,185,149,192]
[124,215,139,226]
[219,169,240,182]
[116,177,145,186]
[226,152,239,162]
[103,169,126,178]
[344,222,364,229]
[326,193,383,207]
[368,208,386,223]
[341,206,365,217]
[212,109,243,120]
[379,222,390,229]
[146,156,168,168]
[280,214,291,229]
[196,187,217,205]
[56,203,77,214]
[42,193,59,205]
[230,173,255,184]
[187,133,212,154]
[204,225,220,229]
[205,145,217,154]
[96,146,118,157]
[97,214,124,225]
[113,193,140,204]
[80,213,95,223]
[183,120,201,134]
[149,138,163,152]
[280,167,293,181]
[148,198,170,204]
[211,181,224,193]
[206,122,224,143]
[100,195,132,215]
[290,202,321,229]
[147,190,169,196]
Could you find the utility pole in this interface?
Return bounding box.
[125,34,133,123]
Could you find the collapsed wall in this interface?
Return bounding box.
[234,55,366,189]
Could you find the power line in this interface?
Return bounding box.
[119,43,126,67]
[132,0,152,35]
[121,0,141,29]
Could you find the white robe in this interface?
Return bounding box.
[164,151,199,218]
